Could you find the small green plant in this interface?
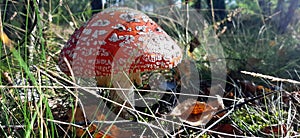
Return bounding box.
[0,0,299,137]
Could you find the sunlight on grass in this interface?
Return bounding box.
[0,0,300,137]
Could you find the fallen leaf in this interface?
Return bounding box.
[105,125,134,138]
[75,124,97,137]
[170,96,224,126]
[238,80,271,98]
[238,80,257,97]
[261,124,287,136]
[191,102,207,114]
[66,107,86,123]
[211,124,243,136]
[66,107,114,138]
[94,131,114,138]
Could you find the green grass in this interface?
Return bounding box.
[0,1,300,137]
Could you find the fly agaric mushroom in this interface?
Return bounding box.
[58,7,182,118]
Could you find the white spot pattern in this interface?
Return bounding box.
[83,29,92,35]
[111,24,126,31]
[109,33,119,42]
[58,7,182,77]
[91,19,110,27]
[135,25,147,32]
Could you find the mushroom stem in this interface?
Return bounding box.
[95,73,136,120]
[95,76,112,87]
[95,71,142,87]
[129,71,142,87]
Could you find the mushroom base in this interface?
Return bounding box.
[95,72,142,120]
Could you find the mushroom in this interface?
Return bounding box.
[58,7,182,118]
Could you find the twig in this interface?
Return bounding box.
[241,71,300,84]
[0,85,237,102]
[46,119,85,129]
[37,66,246,136]
[0,125,26,129]
[215,90,277,115]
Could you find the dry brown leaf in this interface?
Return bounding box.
[170,96,224,126]
[94,131,114,138]
[211,124,243,136]
[66,107,85,123]
[66,107,115,138]
[75,124,97,137]
[105,125,134,138]
[239,80,272,98]
[261,124,287,136]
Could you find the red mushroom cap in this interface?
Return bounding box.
[58,7,182,78]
